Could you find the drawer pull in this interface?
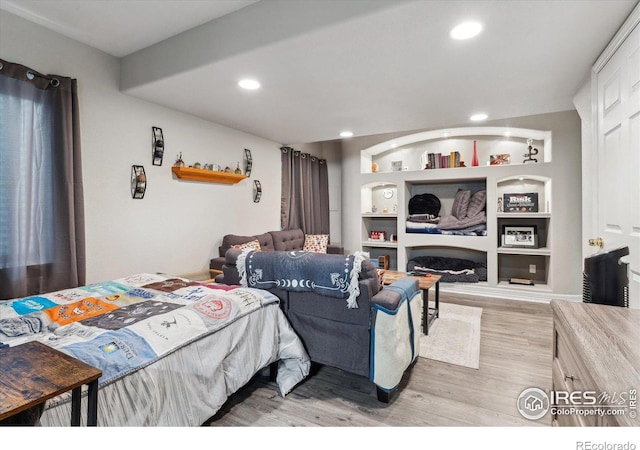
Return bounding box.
[564,374,579,382]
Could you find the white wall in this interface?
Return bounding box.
[1,11,282,283]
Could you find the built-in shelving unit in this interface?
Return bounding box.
[171,166,247,184]
[360,126,555,300]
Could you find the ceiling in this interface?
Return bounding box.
[1,0,637,145]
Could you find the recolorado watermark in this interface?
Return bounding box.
[576,442,636,450]
[516,387,637,421]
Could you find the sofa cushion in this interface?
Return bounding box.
[210,256,225,271]
[270,228,305,251]
[303,234,329,253]
[221,232,274,254]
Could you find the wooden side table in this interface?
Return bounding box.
[381,270,441,335]
[0,341,102,426]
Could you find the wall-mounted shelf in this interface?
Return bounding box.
[171,166,247,184]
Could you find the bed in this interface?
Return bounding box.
[0,273,311,426]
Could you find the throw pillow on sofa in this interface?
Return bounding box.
[303,234,329,253]
[231,239,261,251]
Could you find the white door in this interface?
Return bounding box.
[589,17,640,308]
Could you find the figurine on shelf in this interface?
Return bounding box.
[523,139,539,163]
[174,152,185,167]
[234,162,242,174]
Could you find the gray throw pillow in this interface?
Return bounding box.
[467,190,486,217]
[451,189,471,219]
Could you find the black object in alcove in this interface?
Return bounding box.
[408,193,441,216]
[583,246,629,307]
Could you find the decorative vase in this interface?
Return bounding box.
[472,140,479,167]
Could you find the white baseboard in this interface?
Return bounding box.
[437,282,582,303]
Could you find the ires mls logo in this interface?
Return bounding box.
[517,387,550,420]
[517,387,638,420]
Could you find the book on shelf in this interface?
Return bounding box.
[425,151,461,169]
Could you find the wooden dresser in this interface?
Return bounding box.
[551,300,640,426]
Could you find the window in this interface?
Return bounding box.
[0,88,54,269]
[0,59,85,299]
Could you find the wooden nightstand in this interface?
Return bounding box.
[0,341,102,426]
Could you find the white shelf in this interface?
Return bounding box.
[403,233,490,252]
[362,241,398,248]
[360,126,554,299]
[361,213,398,218]
[497,280,552,292]
[497,212,551,219]
[497,246,551,256]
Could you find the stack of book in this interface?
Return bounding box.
[425,151,462,169]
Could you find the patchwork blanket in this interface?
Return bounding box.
[0,273,280,388]
[237,250,367,308]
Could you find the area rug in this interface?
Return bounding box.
[419,303,482,369]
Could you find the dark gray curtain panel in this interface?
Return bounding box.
[281,147,329,235]
[0,59,85,299]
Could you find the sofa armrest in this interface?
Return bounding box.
[210,256,225,271]
[371,278,419,311]
[327,244,344,254]
[224,248,244,265]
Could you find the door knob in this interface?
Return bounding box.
[589,237,604,248]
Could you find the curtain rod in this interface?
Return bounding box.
[0,60,60,87]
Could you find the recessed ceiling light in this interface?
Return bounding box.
[340,131,354,138]
[470,113,488,121]
[238,79,260,90]
[450,21,483,40]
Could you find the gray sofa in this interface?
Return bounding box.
[210,228,343,279]
[218,247,422,402]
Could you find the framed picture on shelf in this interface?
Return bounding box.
[369,231,386,241]
[501,225,538,248]
[490,154,510,165]
[503,192,539,212]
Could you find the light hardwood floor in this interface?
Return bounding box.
[205,292,553,427]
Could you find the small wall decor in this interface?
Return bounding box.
[490,154,510,165]
[131,165,146,199]
[152,127,164,166]
[503,192,539,212]
[523,139,539,163]
[173,152,185,167]
[501,225,538,248]
[472,140,479,166]
[253,180,262,203]
[244,149,252,177]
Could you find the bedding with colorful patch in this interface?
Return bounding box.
[0,273,310,426]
